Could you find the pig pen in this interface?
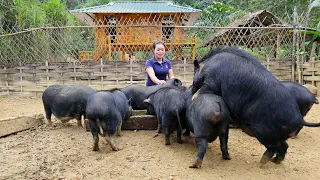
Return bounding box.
[1,95,320,180]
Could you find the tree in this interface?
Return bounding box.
[43,0,68,26]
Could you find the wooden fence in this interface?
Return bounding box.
[298,60,320,87]
[0,58,319,96]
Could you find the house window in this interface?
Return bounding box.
[162,16,174,42]
[104,16,117,43]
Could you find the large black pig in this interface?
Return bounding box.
[86,89,132,151]
[122,78,183,113]
[187,93,231,168]
[282,81,319,137]
[42,84,96,127]
[192,47,320,164]
[282,81,319,117]
[144,87,187,145]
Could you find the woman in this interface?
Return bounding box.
[145,40,175,86]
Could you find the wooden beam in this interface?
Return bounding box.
[122,115,158,130]
[0,114,44,137]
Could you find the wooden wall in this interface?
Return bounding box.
[1,58,319,96]
[298,61,320,87]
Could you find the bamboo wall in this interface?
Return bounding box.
[2,58,315,96]
[298,60,320,88]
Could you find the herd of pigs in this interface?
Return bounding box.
[41,47,319,168]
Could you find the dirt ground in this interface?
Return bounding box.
[0,95,320,180]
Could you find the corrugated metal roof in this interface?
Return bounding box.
[69,1,201,13]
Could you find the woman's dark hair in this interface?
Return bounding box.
[152,40,165,50]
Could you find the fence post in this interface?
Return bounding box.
[19,62,23,92]
[116,63,119,86]
[88,61,91,86]
[45,60,49,81]
[266,57,270,71]
[100,58,104,89]
[4,67,9,96]
[292,7,298,81]
[297,56,302,84]
[311,58,315,86]
[130,57,133,85]
[73,61,77,82]
[183,57,186,84]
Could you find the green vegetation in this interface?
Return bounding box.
[0,0,319,66]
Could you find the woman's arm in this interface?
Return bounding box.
[146,67,166,84]
[168,69,175,79]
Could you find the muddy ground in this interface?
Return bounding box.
[0,95,320,180]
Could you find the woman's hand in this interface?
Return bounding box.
[157,80,166,85]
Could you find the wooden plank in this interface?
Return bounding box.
[121,115,158,130]
[0,114,44,137]
[303,76,320,81]
[12,80,35,86]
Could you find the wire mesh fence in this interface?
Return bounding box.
[0,9,315,68]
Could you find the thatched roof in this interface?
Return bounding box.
[201,10,290,48]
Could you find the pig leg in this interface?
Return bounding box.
[83,113,90,131]
[105,134,119,151]
[271,141,288,164]
[177,125,183,144]
[44,107,52,125]
[116,120,123,137]
[163,125,171,145]
[76,110,82,128]
[189,137,208,168]
[153,123,162,138]
[183,128,190,137]
[91,130,99,151]
[260,146,276,164]
[219,127,231,160]
[153,116,162,137]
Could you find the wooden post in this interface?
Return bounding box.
[297,56,302,84]
[108,36,112,61]
[311,58,315,86]
[121,51,126,61]
[116,63,118,86]
[45,60,49,81]
[100,59,104,89]
[292,7,298,81]
[19,62,23,92]
[183,57,186,84]
[130,57,133,84]
[73,61,77,82]
[266,57,270,71]
[275,31,281,58]
[88,61,91,86]
[310,41,317,86]
[4,67,9,95]
[191,46,195,60]
[191,35,196,60]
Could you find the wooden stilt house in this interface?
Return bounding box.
[69,1,201,61]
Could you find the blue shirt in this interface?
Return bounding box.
[145,57,172,86]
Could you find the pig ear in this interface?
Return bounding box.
[194,60,200,69]
[173,79,181,86]
[128,98,132,106]
[143,98,151,104]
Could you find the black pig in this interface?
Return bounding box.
[86,89,132,151]
[282,81,319,137]
[42,84,96,127]
[122,78,183,114]
[192,47,320,164]
[187,93,231,168]
[144,87,187,145]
